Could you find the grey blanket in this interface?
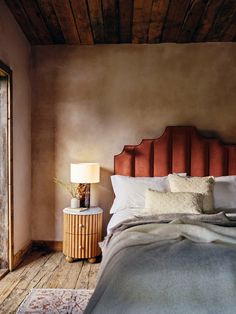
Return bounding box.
[85,213,236,314]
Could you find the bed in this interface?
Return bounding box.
[85,126,236,314]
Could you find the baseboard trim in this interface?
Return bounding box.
[11,241,62,270]
[13,241,32,269]
[0,269,9,280]
[33,240,63,252]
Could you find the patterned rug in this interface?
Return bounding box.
[17,288,94,313]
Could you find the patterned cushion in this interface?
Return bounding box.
[168,174,215,214]
[143,190,203,215]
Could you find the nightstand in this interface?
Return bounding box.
[63,207,103,263]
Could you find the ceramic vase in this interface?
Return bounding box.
[70,198,79,209]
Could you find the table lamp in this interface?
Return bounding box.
[70,163,100,208]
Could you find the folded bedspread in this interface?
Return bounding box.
[85,213,236,314]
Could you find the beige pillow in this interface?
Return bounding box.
[143,189,203,215]
[168,174,215,214]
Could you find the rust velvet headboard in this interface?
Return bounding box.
[114,126,236,177]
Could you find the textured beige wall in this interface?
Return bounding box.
[32,43,236,241]
[0,2,31,253]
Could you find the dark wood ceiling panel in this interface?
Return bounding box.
[162,0,191,42]
[148,0,170,43]
[5,0,236,45]
[132,0,153,43]
[221,13,236,41]
[102,0,119,43]
[20,0,53,44]
[70,0,94,44]
[206,0,236,41]
[119,0,133,43]
[36,0,65,44]
[87,0,104,43]
[194,0,224,41]
[52,0,80,44]
[178,0,209,43]
[5,0,40,44]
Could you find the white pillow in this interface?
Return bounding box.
[168,174,215,214]
[110,174,186,214]
[143,190,203,215]
[214,175,236,211]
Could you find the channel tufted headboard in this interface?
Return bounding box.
[114,126,236,177]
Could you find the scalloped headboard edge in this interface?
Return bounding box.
[114,126,236,177]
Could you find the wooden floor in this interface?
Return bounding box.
[0,249,100,313]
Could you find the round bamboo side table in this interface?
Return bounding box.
[63,207,103,263]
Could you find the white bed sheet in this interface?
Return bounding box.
[107,208,142,234]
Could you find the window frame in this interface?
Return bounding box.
[0,60,13,272]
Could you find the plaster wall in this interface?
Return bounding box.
[31,43,236,240]
[0,1,31,253]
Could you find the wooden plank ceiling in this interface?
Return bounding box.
[5,0,236,45]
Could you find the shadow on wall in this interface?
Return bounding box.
[92,167,114,236]
[32,59,115,241]
[31,64,58,241]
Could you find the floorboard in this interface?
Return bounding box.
[0,249,100,313]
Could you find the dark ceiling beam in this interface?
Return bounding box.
[206,0,236,41]
[87,0,104,44]
[132,0,153,44]
[221,12,236,41]
[193,0,224,41]
[148,0,170,44]
[70,0,94,44]
[178,0,209,43]
[52,0,80,44]
[161,0,191,42]
[20,0,53,44]
[119,0,133,43]
[36,0,65,44]
[102,0,119,43]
